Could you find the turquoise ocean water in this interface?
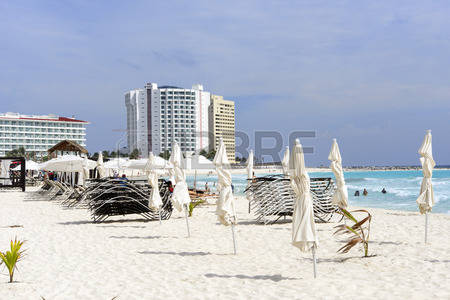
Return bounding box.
[185,170,450,214]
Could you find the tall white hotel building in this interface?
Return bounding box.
[125,83,210,157]
[0,112,88,157]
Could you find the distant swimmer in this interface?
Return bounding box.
[381,188,387,194]
[363,188,368,196]
[354,190,360,196]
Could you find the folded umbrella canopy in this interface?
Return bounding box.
[169,141,191,237]
[145,153,163,209]
[145,153,163,224]
[80,157,91,186]
[214,138,237,226]
[417,130,436,243]
[213,138,238,254]
[96,153,107,178]
[281,146,290,176]
[328,139,348,209]
[246,149,254,213]
[169,141,191,211]
[290,139,319,277]
[247,150,254,180]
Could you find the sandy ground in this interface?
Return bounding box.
[0,188,449,299]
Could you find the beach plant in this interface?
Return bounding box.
[188,199,205,217]
[0,238,25,283]
[334,209,372,257]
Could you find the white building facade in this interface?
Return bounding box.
[0,112,88,158]
[125,83,211,157]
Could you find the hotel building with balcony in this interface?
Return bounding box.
[125,83,211,157]
[0,112,88,158]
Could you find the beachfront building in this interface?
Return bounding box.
[208,95,236,163]
[0,112,88,158]
[125,83,211,157]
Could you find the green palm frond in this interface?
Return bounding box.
[0,237,25,283]
[188,199,205,217]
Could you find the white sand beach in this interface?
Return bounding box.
[1,188,450,299]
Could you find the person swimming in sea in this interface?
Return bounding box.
[363,188,368,196]
[354,190,360,196]
[381,188,387,194]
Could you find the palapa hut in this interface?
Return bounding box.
[48,140,88,158]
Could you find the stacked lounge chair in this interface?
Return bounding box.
[245,174,340,224]
[83,178,173,223]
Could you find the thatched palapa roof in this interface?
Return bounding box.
[48,140,88,156]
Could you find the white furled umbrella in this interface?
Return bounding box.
[246,150,254,213]
[97,153,107,178]
[417,130,436,243]
[169,141,192,237]
[281,146,290,176]
[145,153,163,224]
[328,139,348,209]
[247,150,254,179]
[290,139,319,278]
[213,138,238,254]
[80,157,90,186]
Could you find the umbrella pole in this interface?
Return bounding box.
[184,204,191,238]
[312,246,317,278]
[425,213,428,244]
[231,223,237,255]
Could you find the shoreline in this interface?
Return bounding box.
[184,167,450,175]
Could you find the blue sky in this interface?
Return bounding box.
[1,0,449,166]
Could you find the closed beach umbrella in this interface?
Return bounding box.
[80,157,90,187]
[328,139,348,209]
[282,146,290,176]
[97,153,106,179]
[246,150,254,212]
[290,139,319,278]
[247,150,254,179]
[213,138,238,254]
[145,153,163,208]
[145,153,163,224]
[417,130,435,243]
[169,141,191,237]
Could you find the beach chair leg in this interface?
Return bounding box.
[184,204,191,238]
[159,209,162,225]
[312,246,317,279]
[231,223,237,255]
[248,202,251,214]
